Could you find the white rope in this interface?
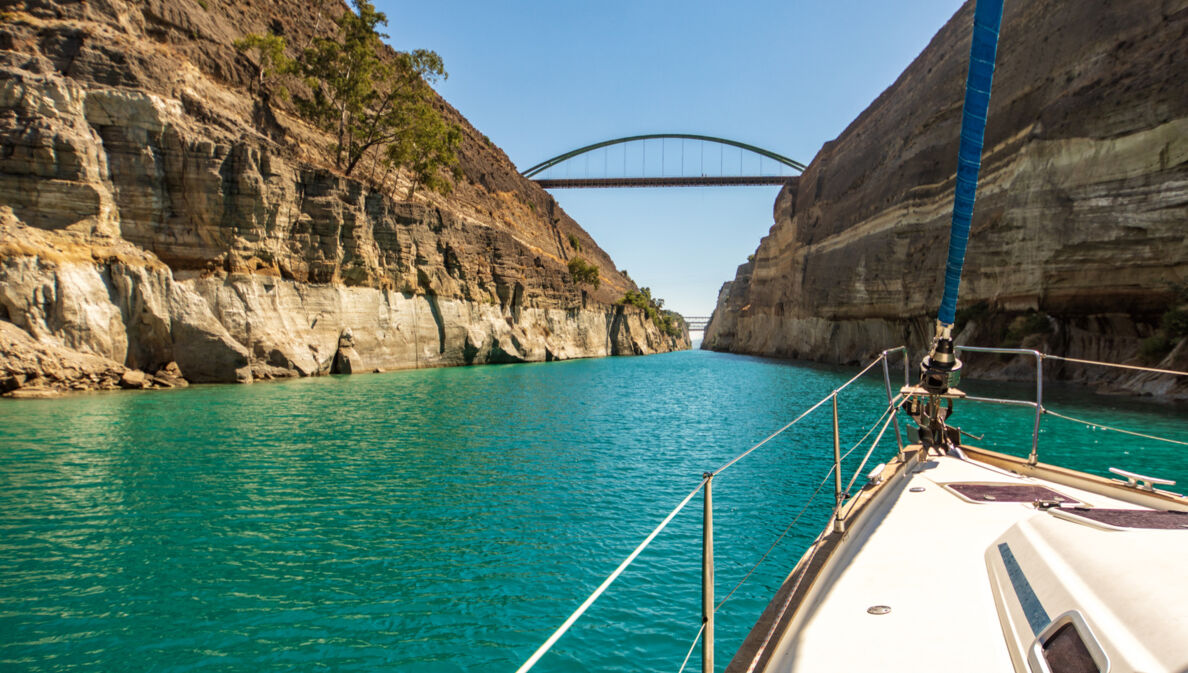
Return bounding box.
[715,459,836,612]
[1043,408,1188,447]
[714,394,901,614]
[675,622,706,673]
[514,477,708,673]
[517,354,894,673]
[1041,353,1188,377]
[843,409,899,497]
[714,354,887,475]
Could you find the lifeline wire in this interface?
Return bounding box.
[843,410,900,497]
[715,395,903,613]
[517,353,892,673]
[514,477,708,673]
[675,622,707,673]
[714,461,835,612]
[1043,408,1188,447]
[743,527,832,673]
[1041,354,1188,377]
[714,355,887,475]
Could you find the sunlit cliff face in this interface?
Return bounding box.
[704,0,1187,399]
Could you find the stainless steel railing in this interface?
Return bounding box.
[953,345,1044,464]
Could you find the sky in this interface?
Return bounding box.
[379,0,967,318]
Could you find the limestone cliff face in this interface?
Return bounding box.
[705,0,1187,399]
[0,0,688,395]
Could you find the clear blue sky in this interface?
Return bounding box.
[381,0,966,317]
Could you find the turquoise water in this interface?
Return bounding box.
[1,350,1184,672]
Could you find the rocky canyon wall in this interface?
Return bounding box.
[0,0,687,396]
[705,0,1187,400]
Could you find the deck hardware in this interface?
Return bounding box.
[867,605,892,615]
[1033,499,1063,510]
[909,486,925,493]
[956,427,984,441]
[865,463,887,487]
[1108,467,1175,492]
[983,494,997,501]
[955,346,1043,463]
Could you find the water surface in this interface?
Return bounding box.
[1,350,1184,672]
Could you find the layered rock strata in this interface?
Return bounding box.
[705,0,1187,399]
[0,0,687,396]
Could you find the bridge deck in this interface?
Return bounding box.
[534,176,789,189]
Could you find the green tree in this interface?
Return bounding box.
[383,101,462,198]
[233,32,295,96]
[235,1,461,196]
[295,1,450,177]
[568,257,600,289]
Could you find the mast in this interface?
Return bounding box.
[913,0,1005,450]
[918,0,1005,397]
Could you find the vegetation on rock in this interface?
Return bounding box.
[1141,284,1188,361]
[567,256,600,289]
[235,0,461,193]
[620,288,684,338]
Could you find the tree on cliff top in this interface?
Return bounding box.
[236,0,460,190]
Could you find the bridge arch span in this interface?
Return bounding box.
[521,134,806,178]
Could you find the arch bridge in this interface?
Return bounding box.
[523,134,805,188]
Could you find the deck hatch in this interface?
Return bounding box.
[1040,622,1099,673]
[997,542,1050,636]
[1059,508,1188,529]
[946,483,1078,504]
[1027,611,1109,673]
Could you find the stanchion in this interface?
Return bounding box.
[832,395,845,534]
[702,472,714,673]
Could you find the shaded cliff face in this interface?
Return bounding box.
[705,0,1187,399]
[0,0,688,395]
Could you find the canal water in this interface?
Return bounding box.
[1,350,1184,672]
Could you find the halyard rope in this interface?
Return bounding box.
[1043,408,1188,446]
[1040,354,1188,377]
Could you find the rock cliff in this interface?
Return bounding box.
[0,0,688,396]
[705,0,1187,399]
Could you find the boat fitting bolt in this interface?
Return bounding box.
[867,605,892,615]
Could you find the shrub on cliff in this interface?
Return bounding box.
[235,0,461,192]
[568,257,600,289]
[619,288,683,337]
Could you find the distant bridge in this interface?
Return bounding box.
[523,134,805,189]
[683,316,712,331]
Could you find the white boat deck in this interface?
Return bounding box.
[760,451,1188,672]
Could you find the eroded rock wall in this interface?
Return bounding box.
[705,0,1187,399]
[0,0,688,396]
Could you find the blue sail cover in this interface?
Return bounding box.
[937,0,1005,326]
